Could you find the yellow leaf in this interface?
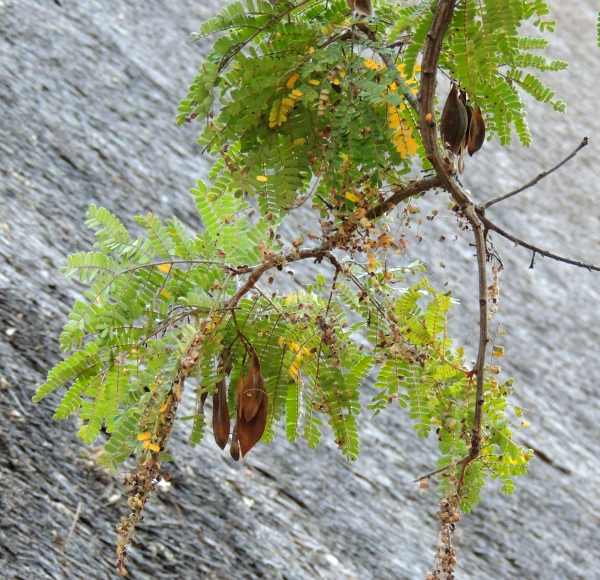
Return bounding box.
[363,58,383,71]
[288,361,300,379]
[331,78,341,86]
[157,263,172,274]
[160,288,172,300]
[256,175,269,183]
[286,72,300,89]
[293,137,306,146]
[144,442,161,452]
[492,345,505,358]
[291,89,303,98]
[367,252,378,273]
[345,191,360,203]
[307,46,315,55]
[284,293,299,305]
[377,233,394,248]
[137,432,152,441]
[269,98,286,128]
[391,118,418,157]
[387,105,401,129]
[308,79,321,86]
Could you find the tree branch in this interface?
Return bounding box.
[366,176,441,220]
[478,212,600,272]
[457,221,488,488]
[418,0,489,498]
[483,137,589,209]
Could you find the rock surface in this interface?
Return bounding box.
[1,1,598,579]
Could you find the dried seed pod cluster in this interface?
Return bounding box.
[211,342,268,461]
[440,83,486,172]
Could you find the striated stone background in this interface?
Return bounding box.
[1,1,598,578]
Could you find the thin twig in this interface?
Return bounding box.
[483,137,589,209]
[479,213,600,272]
[314,265,340,390]
[216,0,317,73]
[62,501,82,551]
[285,175,321,210]
[414,462,456,483]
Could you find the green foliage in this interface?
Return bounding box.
[34,190,531,504]
[36,0,585,515]
[437,0,566,145]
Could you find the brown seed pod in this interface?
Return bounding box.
[212,348,232,450]
[236,392,267,458]
[441,84,468,155]
[229,426,240,461]
[229,346,268,460]
[467,105,486,156]
[239,352,265,422]
[212,379,230,450]
[458,94,472,174]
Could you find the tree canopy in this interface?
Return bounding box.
[32,1,599,576]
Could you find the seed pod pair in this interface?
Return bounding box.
[440,84,486,172]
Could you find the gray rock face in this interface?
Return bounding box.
[1,1,598,578]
